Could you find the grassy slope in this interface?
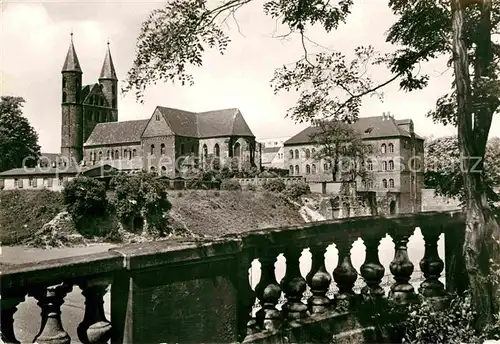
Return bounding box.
[168,190,305,237]
[1,189,305,245]
[0,190,65,245]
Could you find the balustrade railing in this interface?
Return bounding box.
[1,211,465,344]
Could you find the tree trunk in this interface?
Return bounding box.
[451,0,500,330]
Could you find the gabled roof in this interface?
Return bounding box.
[284,116,423,145]
[261,147,281,164]
[99,44,118,80]
[155,106,255,138]
[84,119,149,146]
[262,147,281,154]
[82,84,109,107]
[62,37,82,73]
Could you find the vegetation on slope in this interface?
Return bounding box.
[0,190,64,245]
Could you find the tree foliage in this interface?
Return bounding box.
[110,173,172,236]
[424,135,500,211]
[0,96,40,172]
[309,119,373,183]
[62,176,108,233]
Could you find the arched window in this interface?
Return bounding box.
[389,179,395,188]
[388,143,394,153]
[289,150,294,159]
[367,159,373,171]
[311,148,316,158]
[62,77,66,88]
[203,145,208,159]
[389,160,394,170]
[180,143,185,155]
[150,144,155,155]
[289,165,294,175]
[161,166,167,176]
[383,179,388,188]
[381,144,387,154]
[294,149,299,159]
[306,164,311,174]
[382,161,388,171]
[312,164,317,174]
[111,150,114,159]
[98,151,102,160]
[128,150,132,160]
[160,143,166,155]
[305,149,311,159]
[124,149,128,159]
[62,92,67,103]
[132,149,137,158]
[324,163,329,171]
[115,150,120,159]
[112,85,116,95]
[150,166,156,174]
[214,144,220,157]
[106,150,110,159]
[233,142,241,157]
[295,165,300,175]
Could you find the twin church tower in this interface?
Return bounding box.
[61,33,118,163]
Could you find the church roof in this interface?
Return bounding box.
[99,44,117,80]
[284,116,423,146]
[62,36,82,73]
[84,119,149,146]
[155,106,255,138]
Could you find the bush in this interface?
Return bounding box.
[246,183,257,191]
[62,177,108,229]
[220,179,242,191]
[110,173,172,236]
[283,181,310,200]
[262,178,286,193]
[185,178,207,190]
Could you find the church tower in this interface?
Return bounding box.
[99,42,118,122]
[61,33,83,163]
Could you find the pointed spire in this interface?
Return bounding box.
[62,32,82,73]
[99,41,117,80]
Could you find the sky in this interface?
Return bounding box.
[1,0,499,154]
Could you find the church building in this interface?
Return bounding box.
[0,34,260,190]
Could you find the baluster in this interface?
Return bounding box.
[419,226,446,298]
[389,230,416,305]
[30,282,73,344]
[236,250,257,340]
[281,247,307,327]
[1,292,25,343]
[306,244,331,314]
[332,237,358,310]
[77,277,112,344]
[255,251,282,332]
[360,234,385,300]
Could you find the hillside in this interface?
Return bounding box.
[168,190,305,237]
[0,190,65,245]
[0,189,305,247]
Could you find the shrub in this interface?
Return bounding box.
[220,179,242,191]
[246,183,257,191]
[110,173,172,236]
[262,178,286,193]
[283,181,311,200]
[185,178,207,190]
[62,176,108,230]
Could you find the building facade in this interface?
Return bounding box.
[258,136,290,169]
[284,113,425,213]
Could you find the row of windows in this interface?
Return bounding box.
[88,111,110,122]
[366,160,395,171]
[289,163,331,175]
[363,179,395,189]
[289,148,317,160]
[90,149,138,161]
[380,143,395,154]
[14,177,65,188]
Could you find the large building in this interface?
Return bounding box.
[284,113,425,213]
[0,35,260,189]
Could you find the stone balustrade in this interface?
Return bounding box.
[1,211,466,343]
